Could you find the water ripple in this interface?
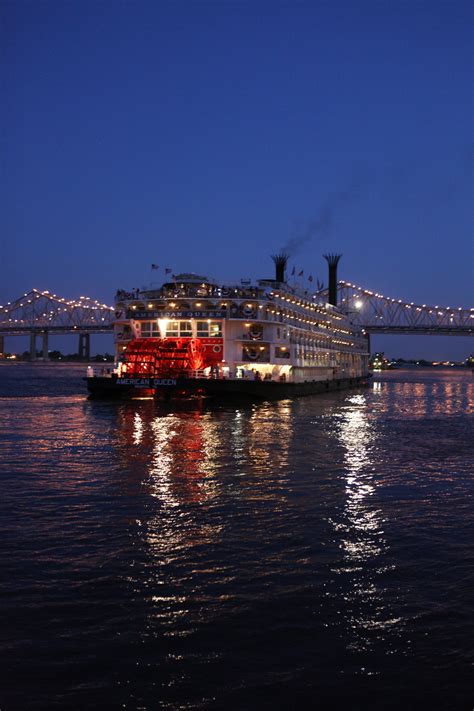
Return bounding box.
[0,365,473,709]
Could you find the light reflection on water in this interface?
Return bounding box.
[0,365,473,709]
[330,392,400,656]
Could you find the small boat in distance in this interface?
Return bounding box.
[86,254,370,400]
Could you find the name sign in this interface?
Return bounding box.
[117,378,177,387]
[128,311,223,319]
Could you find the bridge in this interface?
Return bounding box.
[0,283,472,360]
[0,289,114,359]
[334,282,473,336]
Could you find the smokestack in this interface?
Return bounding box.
[271,253,289,283]
[323,253,342,306]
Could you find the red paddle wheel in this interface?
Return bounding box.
[186,338,205,370]
[121,338,206,377]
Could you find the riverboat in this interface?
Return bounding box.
[86,254,370,400]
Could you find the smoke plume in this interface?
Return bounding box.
[281,173,367,255]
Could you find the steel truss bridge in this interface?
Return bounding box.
[334,281,473,336]
[0,283,472,360]
[0,289,114,359]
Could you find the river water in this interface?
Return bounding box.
[1,363,473,710]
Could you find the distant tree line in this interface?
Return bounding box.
[8,351,115,362]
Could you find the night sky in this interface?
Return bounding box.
[2,0,473,359]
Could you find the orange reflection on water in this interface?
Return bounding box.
[118,405,221,506]
[114,399,296,569]
[372,369,473,419]
[117,405,226,562]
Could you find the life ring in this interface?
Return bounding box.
[246,348,258,360]
[222,287,230,296]
[213,345,222,353]
[249,326,262,340]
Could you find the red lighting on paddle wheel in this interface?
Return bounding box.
[187,338,205,370]
[122,338,208,377]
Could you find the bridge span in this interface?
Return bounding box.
[0,283,472,360]
[0,289,114,359]
[333,281,473,336]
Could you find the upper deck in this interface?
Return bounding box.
[114,274,366,350]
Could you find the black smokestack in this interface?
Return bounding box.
[271,253,289,283]
[323,253,342,306]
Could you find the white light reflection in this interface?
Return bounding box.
[148,416,178,506]
[133,412,144,444]
[337,394,382,563]
[332,393,400,654]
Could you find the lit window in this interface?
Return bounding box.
[166,321,179,337]
[209,322,222,337]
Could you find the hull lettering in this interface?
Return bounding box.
[118,377,177,387]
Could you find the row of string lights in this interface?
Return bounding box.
[339,281,473,316]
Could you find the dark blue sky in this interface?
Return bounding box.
[2,0,473,358]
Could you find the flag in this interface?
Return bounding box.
[151,264,159,270]
[291,266,295,276]
[308,275,313,282]
[298,270,304,277]
[165,268,172,274]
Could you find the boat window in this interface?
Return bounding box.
[196,321,209,337]
[166,321,179,337]
[141,321,159,337]
[210,322,222,337]
[179,321,192,336]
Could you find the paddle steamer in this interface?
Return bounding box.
[87,254,369,399]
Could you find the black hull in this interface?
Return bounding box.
[86,375,369,401]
